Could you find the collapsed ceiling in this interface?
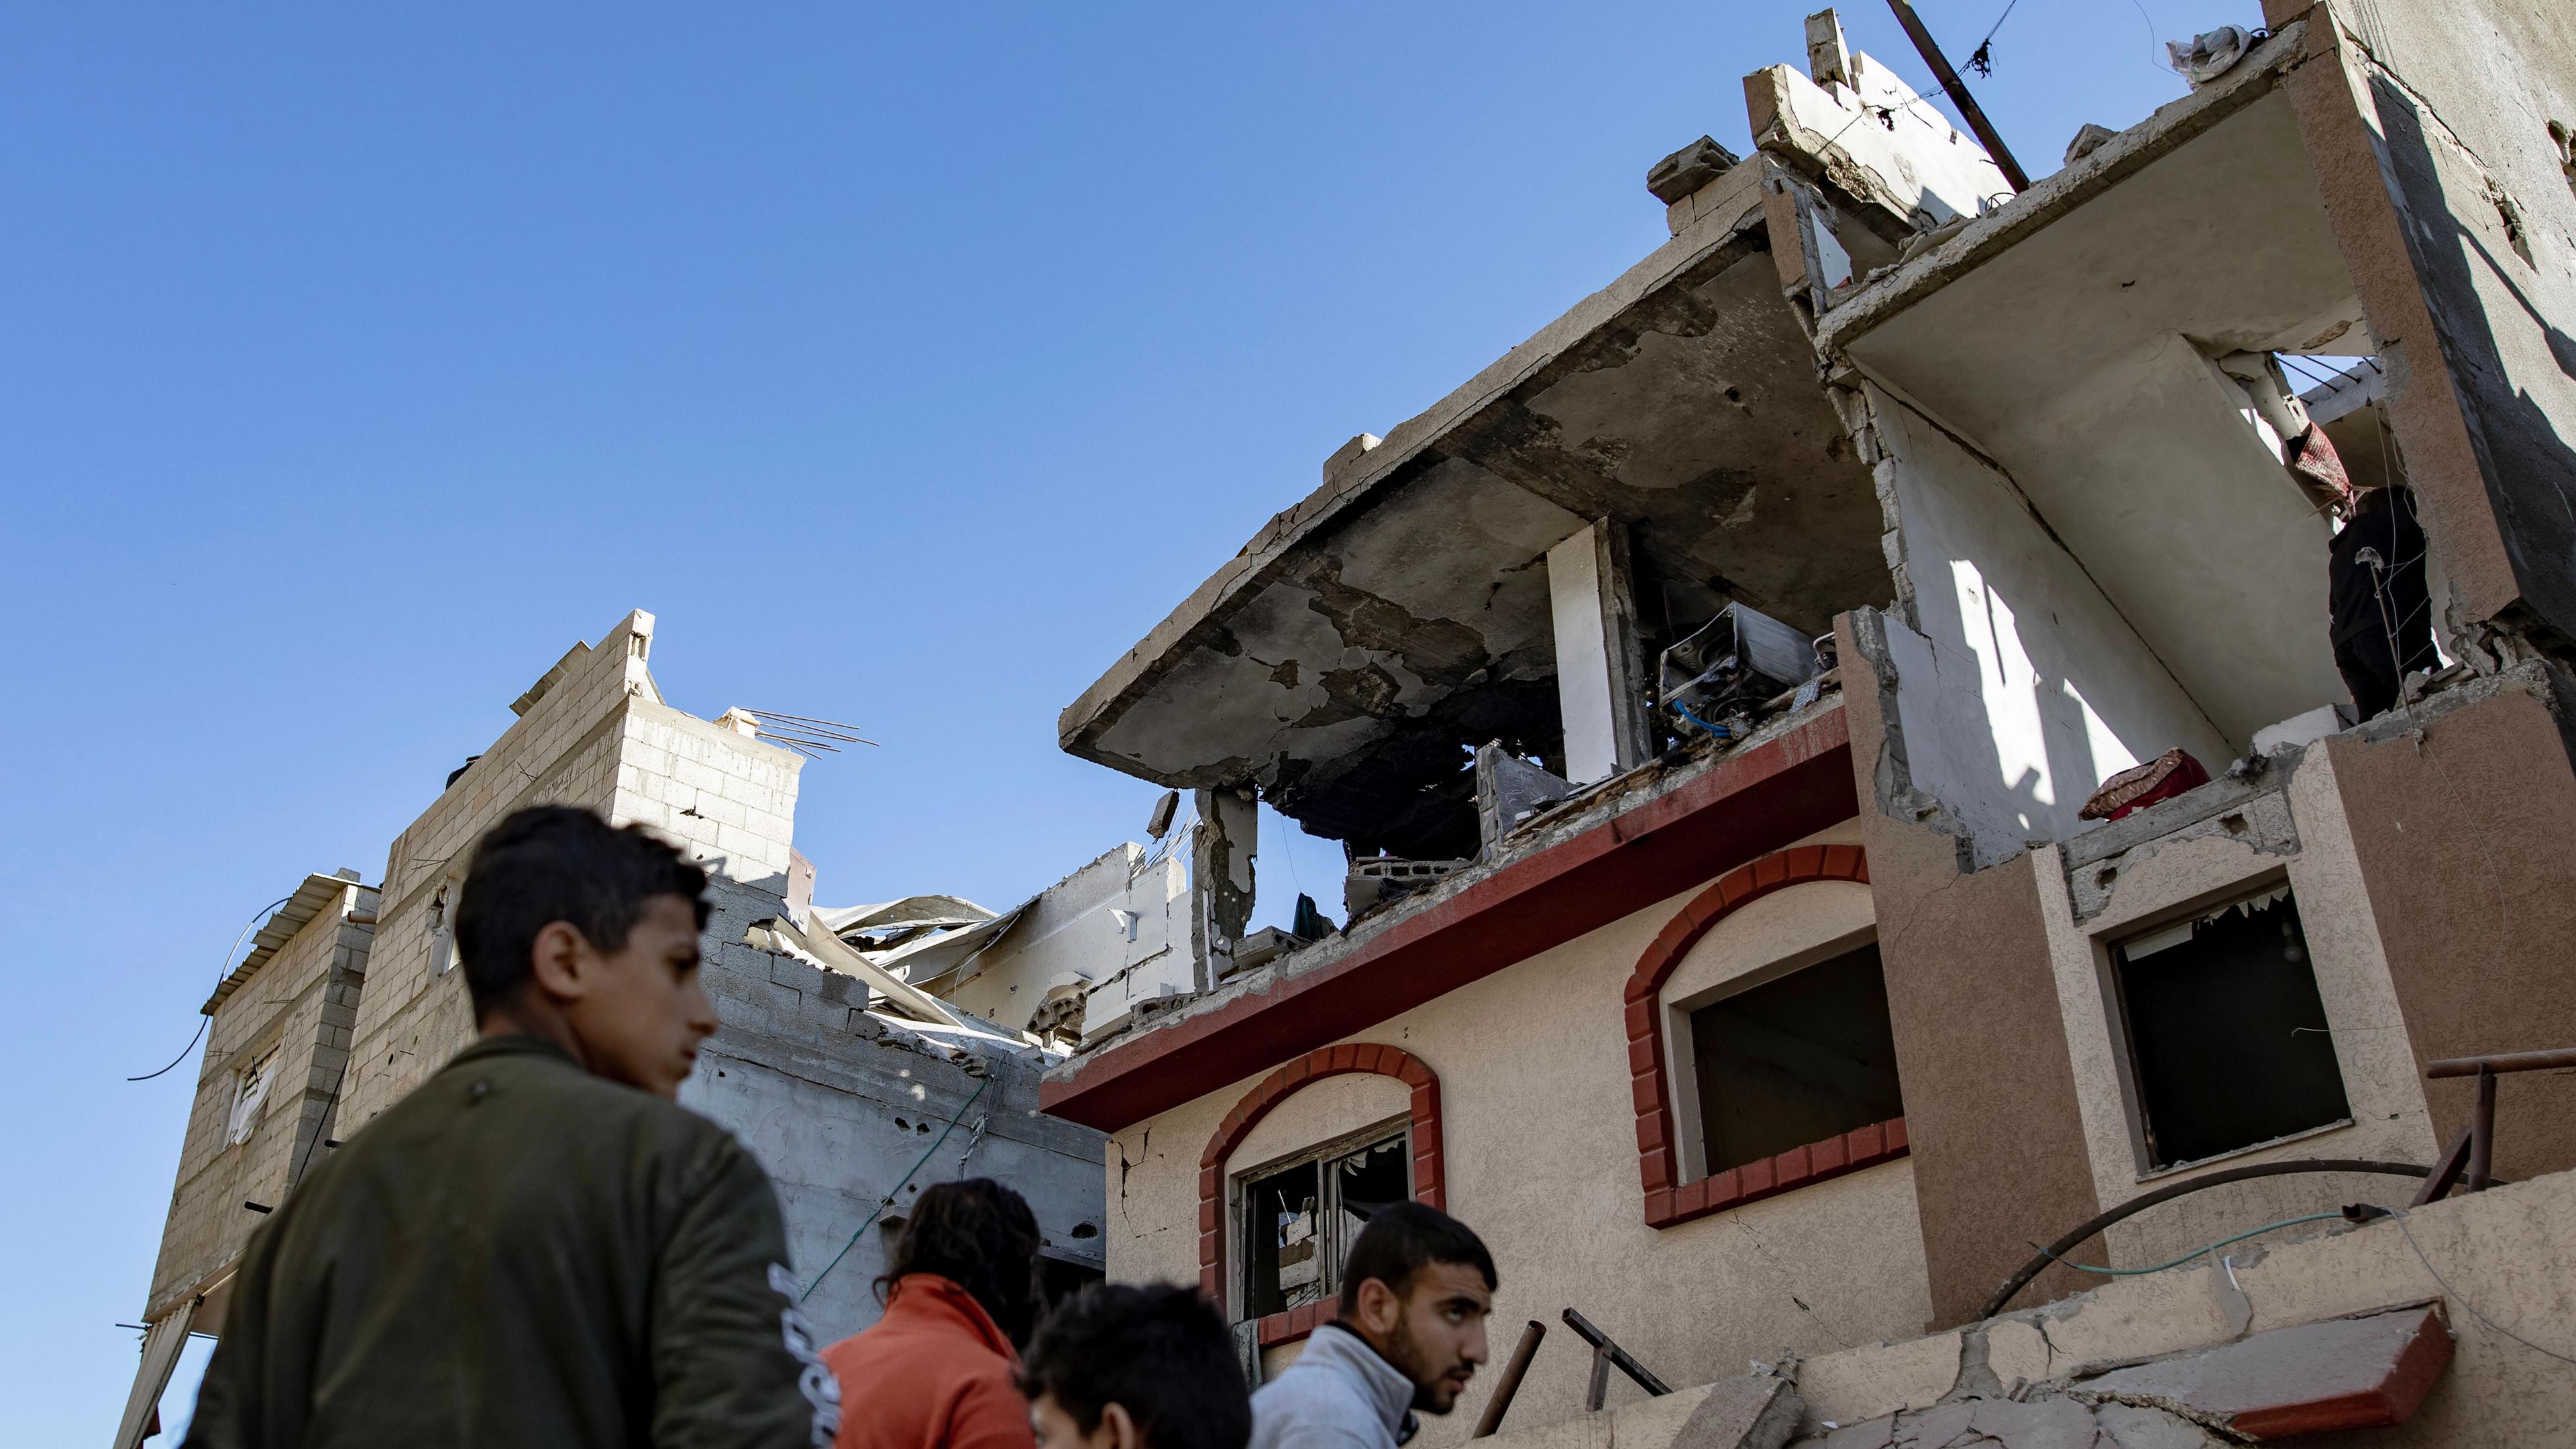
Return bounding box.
[1061,205,1892,858]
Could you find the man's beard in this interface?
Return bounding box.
[1382,1318,1463,1414]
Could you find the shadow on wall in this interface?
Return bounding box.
[2369,70,2576,645]
[1920,553,2124,845]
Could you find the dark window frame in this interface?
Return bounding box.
[2103,879,2354,1176]
[1668,932,1905,1185]
[1230,1114,1411,1323]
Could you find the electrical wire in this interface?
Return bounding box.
[129,895,294,1081]
[2362,1203,2576,1366]
[2040,1212,2347,1276]
[1966,0,2025,76]
[804,1072,991,1296]
[1669,701,1737,742]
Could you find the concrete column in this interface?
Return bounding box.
[1546,520,1653,784]
[1190,788,1258,987]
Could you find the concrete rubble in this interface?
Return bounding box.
[118,610,1192,1441]
[119,1,2576,1446]
[1033,1,2576,1446]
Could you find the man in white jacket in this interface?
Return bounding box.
[1248,1205,1496,1449]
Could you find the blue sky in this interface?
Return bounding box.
[0,2,2241,1439]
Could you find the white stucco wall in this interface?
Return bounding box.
[1871,384,2235,863]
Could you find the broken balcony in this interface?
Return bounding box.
[1797,21,2434,863]
[1058,143,1894,912]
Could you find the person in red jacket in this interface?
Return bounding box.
[824,1178,1046,1449]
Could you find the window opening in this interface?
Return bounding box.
[227,1046,280,1146]
[1238,1124,1409,1320]
[1690,942,1903,1176]
[2113,885,2350,1169]
[428,882,462,977]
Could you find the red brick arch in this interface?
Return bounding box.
[1197,1043,1443,1341]
[1625,843,1906,1228]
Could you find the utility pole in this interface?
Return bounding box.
[1883,0,2031,193]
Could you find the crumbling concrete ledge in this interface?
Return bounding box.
[1770,1163,2575,1445]
[1811,21,2308,358]
[1054,692,1843,1061]
[1479,1371,1804,1449]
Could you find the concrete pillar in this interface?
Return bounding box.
[1546,520,1654,784]
[1191,788,1258,987]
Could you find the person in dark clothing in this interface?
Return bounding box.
[1020,1284,1250,1449]
[184,805,841,1449]
[2328,485,2440,719]
[822,1179,1047,1449]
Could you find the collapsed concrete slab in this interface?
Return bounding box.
[1058,154,1890,863]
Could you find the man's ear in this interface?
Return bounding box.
[1099,1402,1141,1449]
[525,920,594,1004]
[1349,1275,1403,1338]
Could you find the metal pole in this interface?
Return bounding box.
[2467,1067,2497,1191]
[2426,1046,2576,1077]
[2409,1124,2473,1207]
[1882,0,2031,192]
[1560,1308,1672,1396]
[1585,1345,1613,1413]
[1471,1321,1546,1438]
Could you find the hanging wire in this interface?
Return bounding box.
[804,1072,991,1296]
[2035,1212,2347,1275]
[2365,1204,2576,1366]
[129,895,295,1081]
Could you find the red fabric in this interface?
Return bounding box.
[823,1275,1034,1449]
[2286,424,2357,516]
[2080,749,2212,822]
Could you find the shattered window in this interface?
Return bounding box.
[227,1045,280,1146]
[1238,1126,1410,1320]
[2114,887,2350,1169]
[1690,942,1904,1177]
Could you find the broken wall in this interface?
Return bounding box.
[688,878,1108,1341]
[2323,675,2576,1183]
[146,879,373,1326]
[1782,1164,2576,1446]
[1838,612,2108,1328]
[1819,58,2363,758]
[1745,41,2011,229]
[932,843,1193,1044]
[2035,733,2441,1277]
[2270,0,2576,651]
[339,612,690,1130]
[1102,821,1939,1444]
[339,612,807,1132]
[1859,386,2232,860]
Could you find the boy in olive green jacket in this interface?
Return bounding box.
[185,806,842,1449]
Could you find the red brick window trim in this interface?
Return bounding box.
[1199,1044,1444,1342]
[1624,843,1902,1228]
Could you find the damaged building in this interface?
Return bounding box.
[1044,3,2576,1445]
[113,610,1169,1447]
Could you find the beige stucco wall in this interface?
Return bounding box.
[1104,819,1937,1442]
[1659,878,1877,1184]
[2034,740,2438,1275]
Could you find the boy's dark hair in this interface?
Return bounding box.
[879,1178,1045,1346]
[1020,1283,1248,1449]
[1336,1201,1497,1314]
[454,806,710,1014]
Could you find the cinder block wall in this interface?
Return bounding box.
[146,886,373,1324]
[688,881,1108,1340]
